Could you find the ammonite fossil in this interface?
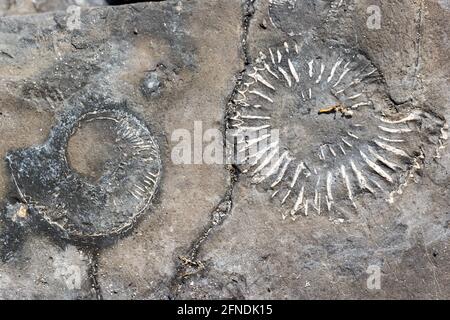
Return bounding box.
[229,40,447,219]
[6,100,162,243]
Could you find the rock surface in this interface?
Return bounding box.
[0,0,448,299]
[0,0,107,16]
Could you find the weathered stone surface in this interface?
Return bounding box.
[0,0,106,16]
[0,0,448,300]
[1,0,242,299]
[174,0,450,299]
[95,0,242,299]
[0,235,94,299]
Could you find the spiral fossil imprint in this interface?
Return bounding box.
[6,103,162,243]
[229,40,448,219]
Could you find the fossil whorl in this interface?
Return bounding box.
[6,101,162,243]
[229,40,448,219]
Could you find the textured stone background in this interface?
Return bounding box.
[0,0,449,299]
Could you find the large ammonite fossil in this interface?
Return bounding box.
[229,40,447,219]
[6,101,162,243]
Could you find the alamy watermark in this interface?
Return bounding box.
[66,5,82,31]
[367,5,382,30]
[54,264,82,290]
[366,265,381,290]
[171,122,280,168]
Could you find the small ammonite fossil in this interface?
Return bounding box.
[6,101,162,243]
[229,40,447,219]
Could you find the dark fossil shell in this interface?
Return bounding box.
[6,99,162,244]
